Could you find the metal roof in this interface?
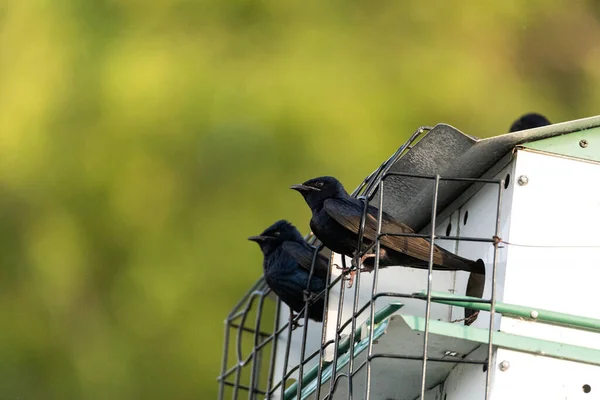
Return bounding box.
[366,115,600,232]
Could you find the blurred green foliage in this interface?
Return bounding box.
[1,0,600,398]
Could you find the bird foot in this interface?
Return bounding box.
[289,313,303,330]
[351,252,376,268]
[333,264,353,275]
[343,269,357,288]
[303,290,317,303]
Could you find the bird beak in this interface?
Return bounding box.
[290,184,321,192]
[248,235,268,242]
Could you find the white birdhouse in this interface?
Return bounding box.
[219,116,600,400]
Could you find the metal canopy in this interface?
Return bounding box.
[369,115,600,232]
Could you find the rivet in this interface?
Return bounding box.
[580,139,588,148]
[530,310,539,319]
[500,360,510,371]
[517,175,529,186]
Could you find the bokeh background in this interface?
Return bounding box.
[1,0,600,398]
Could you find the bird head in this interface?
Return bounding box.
[248,220,304,254]
[509,113,551,132]
[290,176,347,209]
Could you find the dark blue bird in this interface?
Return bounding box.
[291,176,484,278]
[248,220,329,322]
[509,113,551,132]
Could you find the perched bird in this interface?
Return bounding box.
[248,220,329,322]
[290,176,485,279]
[509,113,551,132]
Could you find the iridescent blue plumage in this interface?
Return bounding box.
[249,220,328,322]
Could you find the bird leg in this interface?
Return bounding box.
[352,248,388,273]
[344,250,389,287]
[358,253,376,272]
[333,263,346,271]
[289,312,303,330]
[351,251,377,269]
[303,290,317,304]
[334,261,356,287]
[344,269,357,288]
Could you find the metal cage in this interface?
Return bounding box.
[218,116,600,400]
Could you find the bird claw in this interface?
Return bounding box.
[337,252,378,288]
[343,269,357,288]
[351,254,361,269]
[351,251,376,268]
[334,261,355,284]
[289,313,303,330]
[303,290,316,303]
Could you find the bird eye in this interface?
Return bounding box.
[315,181,324,187]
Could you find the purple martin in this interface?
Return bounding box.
[291,176,484,281]
[249,220,329,322]
[509,113,551,132]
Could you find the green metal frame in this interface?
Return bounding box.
[522,126,600,163]
[281,302,403,400]
[419,291,600,333]
[278,292,600,400]
[403,315,600,367]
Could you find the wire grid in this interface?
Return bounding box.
[218,126,505,400]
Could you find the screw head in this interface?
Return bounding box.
[580,139,588,148]
[517,175,529,186]
[500,360,510,371]
[530,310,539,319]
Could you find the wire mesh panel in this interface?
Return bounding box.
[218,123,576,400]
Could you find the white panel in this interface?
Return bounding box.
[490,348,600,399]
[442,345,493,400]
[500,317,600,351]
[273,150,600,398]
[503,150,600,319]
[433,162,515,330]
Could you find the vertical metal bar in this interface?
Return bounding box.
[265,299,281,398]
[279,312,295,400]
[234,295,258,400]
[248,294,267,400]
[219,319,231,400]
[315,252,336,400]
[232,318,244,399]
[364,180,385,400]
[327,266,347,398]
[485,180,504,400]
[346,197,370,399]
[346,267,361,400]
[232,364,242,400]
[419,175,441,400]
[296,245,324,399]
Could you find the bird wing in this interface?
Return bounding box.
[281,241,330,280]
[323,198,447,265]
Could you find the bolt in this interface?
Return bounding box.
[580,139,588,148]
[500,360,510,371]
[530,310,539,319]
[517,175,529,186]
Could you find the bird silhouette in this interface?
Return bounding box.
[249,220,329,323]
[509,113,551,132]
[291,176,484,285]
